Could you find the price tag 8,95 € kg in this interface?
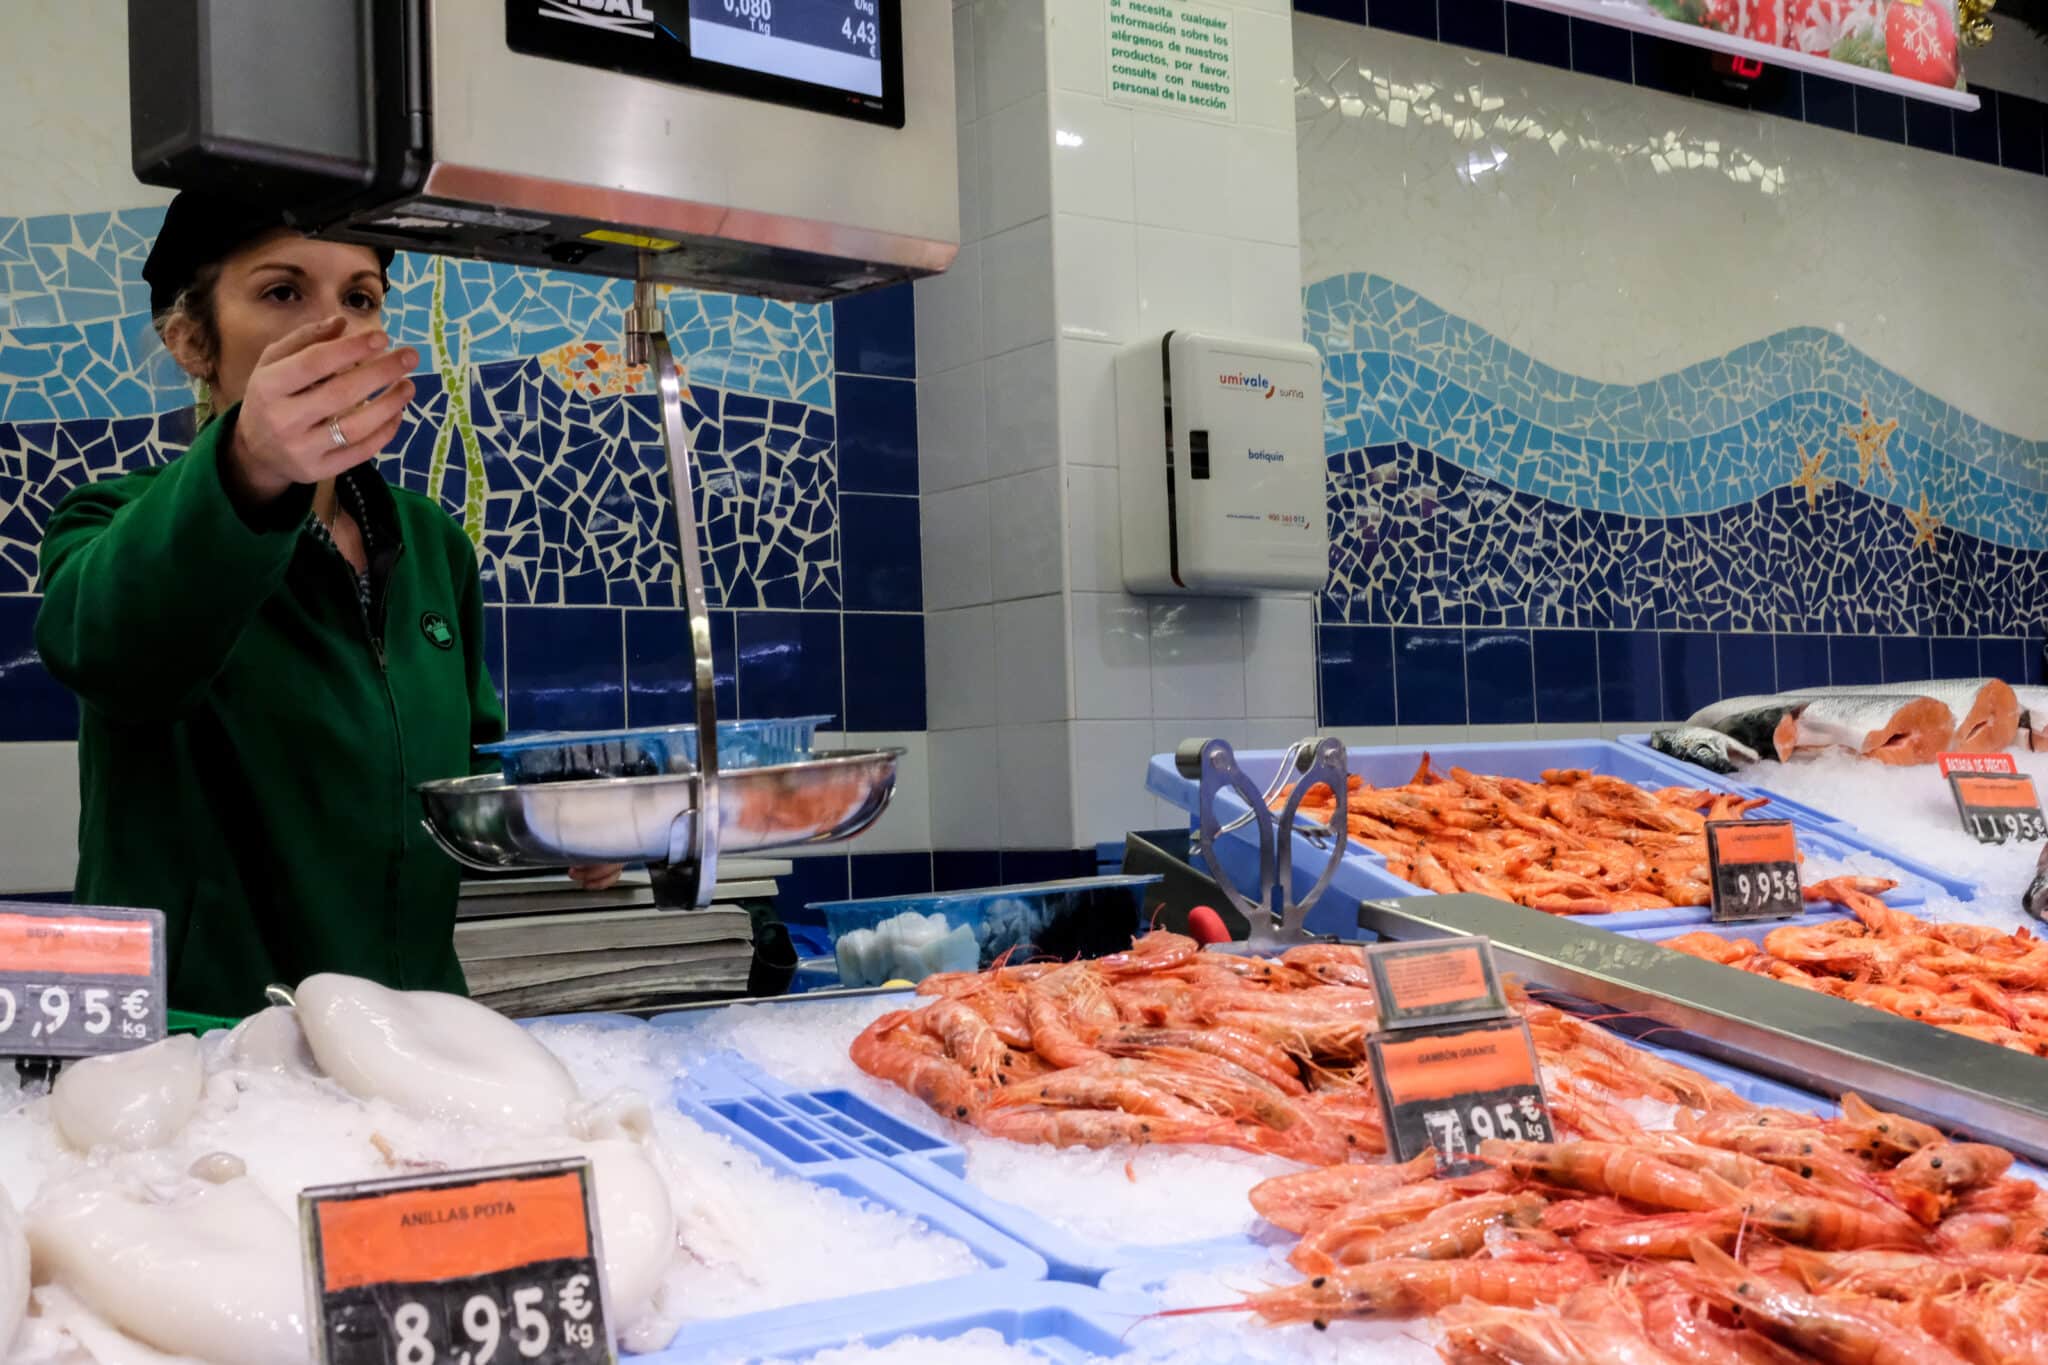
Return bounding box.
[302,1159,613,1365]
[0,902,165,1058]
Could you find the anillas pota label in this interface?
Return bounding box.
[314,1170,591,1294]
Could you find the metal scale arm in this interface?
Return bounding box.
[626,277,718,908]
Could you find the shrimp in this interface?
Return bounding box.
[1278,942,1377,989]
[1571,1206,1747,1259]
[1828,1093,1944,1163]
[1289,1191,1547,1273]
[1661,932,1759,966]
[1777,1247,2048,1298]
[849,1010,991,1122]
[1437,1300,1685,1364]
[1247,1150,1437,1233]
[923,996,1015,1080]
[1021,988,1111,1068]
[1095,929,1198,977]
[1686,1239,1972,1365]
[1893,1141,2015,1197]
[1095,1024,1308,1096]
[1733,1189,1929,1251]
[1159,1251,1598,1325]
[1477,1140,1746,1213]
[978,1105,1239,1149]
[1635,1279,1809,1365]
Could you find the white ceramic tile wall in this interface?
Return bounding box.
[985,341,1060,476]
[994,592,1071,723]
[0,742,80,892]
[926,606,998,730]
[918,0,1311,850]
[988,467,1066,600]
[921,483,993,610]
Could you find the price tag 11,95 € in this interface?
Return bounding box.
[302,1159,613,1365]
[0,902,165,1058]
[1949,772,2048,846]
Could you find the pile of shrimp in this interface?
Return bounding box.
[1200,1089,2048,1363]
[854,931,2048,1361]
[1282,759,1777,915]
[1664,881,2048,1058]
[850,931,1731,1163]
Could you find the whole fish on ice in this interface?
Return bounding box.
[1782,678,2019,753]
[1686,693,1954,764]
[1648,726,1760,774]
[2027,842,2048,924]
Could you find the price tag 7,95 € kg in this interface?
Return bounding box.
[0,902,165,1058]
[302,1159,613,1365]
[1368,1015,1553,1177]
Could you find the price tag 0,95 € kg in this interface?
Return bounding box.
[0,902,165,1058]
[302,1159,613,1365]
[1706,819,1804,923]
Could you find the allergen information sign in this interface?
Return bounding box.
[1105,0,1235,120]
[0,902,165,1058]
[302,1159,613,1365]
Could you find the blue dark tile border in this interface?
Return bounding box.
[0,597,77,742]
[832,284,915,380]
[1296,2,2042,178]
[844,611,928,731]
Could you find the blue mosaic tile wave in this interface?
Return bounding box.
[1309,273,2048,550]
[0,209,835,421]
[1326,439,2048,638]
[0,207,922,748]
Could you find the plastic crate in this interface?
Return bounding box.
[482,716,831,783]
[1148,739,1943,935]
[658,1281,1151,1363]
[1618,733,1981,901]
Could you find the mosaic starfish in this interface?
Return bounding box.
[1839,397,1899,486]
[1906,491,1942,552]
[1790,443,1833,508]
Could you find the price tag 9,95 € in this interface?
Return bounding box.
[1705,820,1804,923]
[302,1159,613,1365]
[0,902,165,1058]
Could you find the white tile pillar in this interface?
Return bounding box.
[919,0,1315,853]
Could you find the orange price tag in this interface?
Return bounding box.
[0,902,164,1057]
[1949,772,2046,844]
[1939,752,2018,777]
[1368,1017,1553,1175]
[1706,819,1803,922]
[1367,937,1508,1029]
[302,1161,613,1365]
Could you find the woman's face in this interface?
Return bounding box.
[179,231,390,408]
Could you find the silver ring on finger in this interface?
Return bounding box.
[328,417,349,449]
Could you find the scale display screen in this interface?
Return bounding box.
[507,0,904,127]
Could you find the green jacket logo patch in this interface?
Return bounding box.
[419,612,455,650]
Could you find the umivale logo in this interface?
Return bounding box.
[540,0,657,38]
[1217,371,1306,401]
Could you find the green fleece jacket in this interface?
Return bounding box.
[36,407,505,1017]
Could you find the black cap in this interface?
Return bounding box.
[142,191,394,317]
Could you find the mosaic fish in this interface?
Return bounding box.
[1649,726,1761,775]
[1783,679,2019,753]
[1687,694,1955,765]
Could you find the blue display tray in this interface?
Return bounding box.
[1148,739,1945,935]
[1617,732,1982,901]
[667,1280,1150,1362]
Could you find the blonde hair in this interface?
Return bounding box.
[153,260,225,425]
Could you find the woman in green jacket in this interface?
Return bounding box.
[36,193,616,1017]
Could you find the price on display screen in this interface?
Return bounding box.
[1366,937,1509,1030]
[1950,772,2048,845]
[1706,819,1804,922]
[1368,1016,1553,1177]
[690,0,884,62]
[0,903,164,1058]
[302,1160,612,1365]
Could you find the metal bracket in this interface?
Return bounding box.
[1184,735,1349,947]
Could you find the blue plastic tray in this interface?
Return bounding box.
[1618,732,1982,901]
[663,1281,1151,1362]
[1149,740,1942,935]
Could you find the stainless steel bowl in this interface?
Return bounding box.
[417,748,903,870]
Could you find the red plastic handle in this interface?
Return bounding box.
[1186,905,1231,946]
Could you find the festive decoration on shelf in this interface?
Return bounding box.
[1956,0,1995,46]
[1643,0,1968,89]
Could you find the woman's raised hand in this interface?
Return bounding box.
[224,315,419,508]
